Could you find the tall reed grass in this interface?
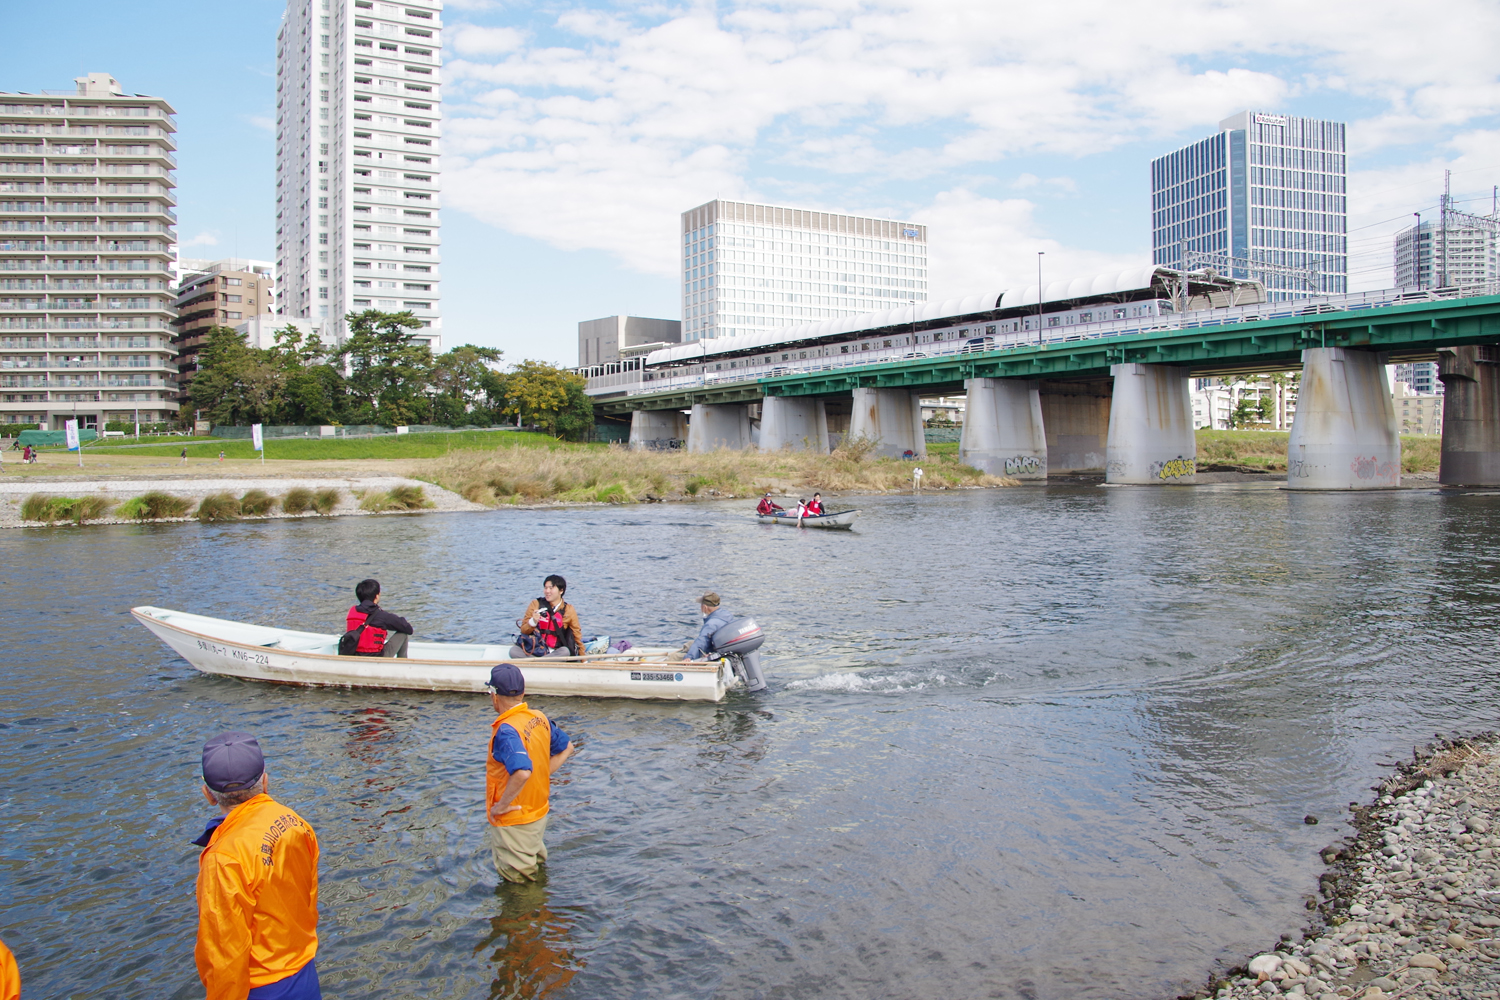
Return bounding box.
[418,442,1014,507]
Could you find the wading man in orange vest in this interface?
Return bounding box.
[194,732,322,1000]
[485,663,575,882]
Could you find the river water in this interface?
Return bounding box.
[3,483,1499,999]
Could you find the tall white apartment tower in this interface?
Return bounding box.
[275,0,443,349]
[681,200,928,342]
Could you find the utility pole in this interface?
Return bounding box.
[1440,169,1451,289]
[1412,213,1422,290]
[1036,251,1044,346]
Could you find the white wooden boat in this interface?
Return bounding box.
[755,508,859,529]
[131,606,732,701]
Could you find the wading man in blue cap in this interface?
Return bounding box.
[193,732,321,1000]
[485,663,575,882]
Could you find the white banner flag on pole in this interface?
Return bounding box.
[64,419,80,451]
[251,423,264,451]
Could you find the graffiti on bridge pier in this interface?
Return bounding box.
[1350,455,1399,481]
[1003,455,1043,475]
[1150,456,1195,481]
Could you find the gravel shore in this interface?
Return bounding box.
[0,475,486,528]
[1188,735,1500,1000]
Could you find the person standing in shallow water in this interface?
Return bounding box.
[485,663,575,883]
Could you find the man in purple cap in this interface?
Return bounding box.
[485,663,575,882]
[193,732,322,1000]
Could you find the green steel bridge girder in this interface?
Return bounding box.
[597,294,1500,413]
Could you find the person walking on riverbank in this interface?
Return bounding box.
[194,731,322,1000]
[180,446,187,465]
[485,663,575,883]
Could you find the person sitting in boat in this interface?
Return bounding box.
[804,493,825,516]
[676,592,734,661]
[756,493,784,516]
[347,578,414,658]
[511,575,583,658]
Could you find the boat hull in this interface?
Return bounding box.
[131,607,730,701]
[755,509,859,529]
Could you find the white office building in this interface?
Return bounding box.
[681,199,927,342]
[275,0,442,349]
[0,73,180,429]
[1152,111,1347,300]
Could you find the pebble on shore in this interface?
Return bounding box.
[1182,734,1500,1000]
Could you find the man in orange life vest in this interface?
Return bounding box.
[0,935,19,1000]
[193,731,321,1000]
[346,577,414,658]
[485,663,575,882]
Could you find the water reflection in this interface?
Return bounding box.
[477,877,585,1000]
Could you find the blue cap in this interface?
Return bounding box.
[202,731,265,792]
[488,663,525,696]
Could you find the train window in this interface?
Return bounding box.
[882,340,891,348]
[860,343,870,351]
[781,353,790,360]
[1079,312,1092,322]
[1047,316,1060,327]
[841,345,849,353]
[985,325,995,335]
[1114,308,1127,320]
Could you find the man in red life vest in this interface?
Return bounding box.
[346,577,414,658]
[485,663,575,882]
[756,492,784,516]
[193,732,321,1000]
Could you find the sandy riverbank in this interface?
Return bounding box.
[1187,735,1500,1000]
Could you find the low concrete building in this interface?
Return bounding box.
[235,315,318,350]
[1394,380,1442,436]
[578,315,680,369]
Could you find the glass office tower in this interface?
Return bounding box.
[1152,111,1347,299]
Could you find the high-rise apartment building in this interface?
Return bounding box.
[0,73,179,430]
[276,0,443,350]
[1395,217,1498,290]
[681,200,927,342]
[1152,111,1348,299]
[171,258,275,401]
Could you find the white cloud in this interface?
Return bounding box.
[451,25,525,56]
[441,0,1500,287]
[245,115,275,133]
[182,231,220,248]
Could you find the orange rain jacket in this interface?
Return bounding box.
[195,793,320,1000]
[0,936,18,1000]
[486,703,557,826]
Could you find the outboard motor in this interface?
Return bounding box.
[710,617,767,693]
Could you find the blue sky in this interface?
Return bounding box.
[7,0,1499,366]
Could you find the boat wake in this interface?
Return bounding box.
[784,666,1016,694]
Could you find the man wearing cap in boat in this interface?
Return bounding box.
[193,732,322,1000]
[676,592,734,661]
[756,492,784,516]
[485,663,576,883]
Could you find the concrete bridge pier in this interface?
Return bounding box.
[686,402,752,452]
[960,378,1046,478]
[1040,383,1110,474]
[758,395,829,453]
[1286,347,1399,489]
[628,409,687,450]
[1105,364,1197,484]
[1438,345,1500,485]
[849,387,926,458]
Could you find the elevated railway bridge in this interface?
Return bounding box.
[590,284,1500,489]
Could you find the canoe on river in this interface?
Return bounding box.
[755,509,859,529]
[130,606,732,701]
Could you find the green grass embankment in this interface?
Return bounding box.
[1196,429,1440,473]
[78,428,566,461]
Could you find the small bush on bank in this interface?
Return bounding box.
[196,493,241,522]
[239,489,277,516]
[282,487,315,514]
[21,494,114,524]
[117,491,194,520]
[360,484,433,512]
[313,488,341,515]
